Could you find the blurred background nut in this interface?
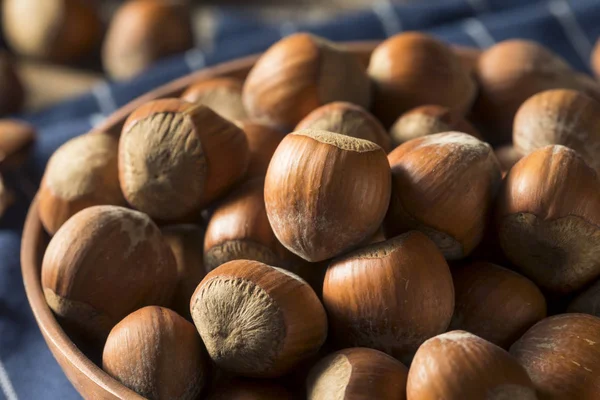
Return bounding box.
[494,144,522,177]
[368,32,476,127]
[237,121,286,179]
[0,175,14,218]
[510,313,600,399]
[2,0,102,63]
[0,52,25,115]
[385,132,502,260]
[0,119,36,170]
[181,78,248,122]
[243,33,371,129]
[513,89,600,172]
[389,104,480,146]
[496,145,600,294]
[38,131,126,235]
[103,306,210,400]
[452,45,482,75]
[103,0,195,80]
[593,39,600,79]
[295,102,392,152]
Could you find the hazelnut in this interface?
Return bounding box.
[264,129,391,262]
[385,132,502,259]
[236,120,286,179]
[243,33,371,129]
[593,39,600,79]
[190,260,327,377]
[204,177,298,272]
[0,52,24,115]
[496,145,600,294]
[368,32,476,127]
[510,313,600,399]
[103,306,209,400]
[323,231,454,364]
[450,261,547,349]
[307,347,408,400]
[295,102,392,152]
[161,224,206,319]
[39,131,126,235]
[0,119,36,170]
[568,279,600,317]
[41,205,177,342]
[452,45,482,75]
[181,78,248,122]
[103,0,194,80]
[206,378,293,400]
[2,0,102,62]
[118,99,249,221]
[389,105,481,146]
[494,144,522,177]
[513,89,600,172]
[408,331,536,399]
[0,174,14,217]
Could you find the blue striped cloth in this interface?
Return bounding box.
[1,0,599,398]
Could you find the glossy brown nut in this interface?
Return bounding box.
[0,119,36,170]
[39,132,126,235]
[265,129,391,262]
[0,53,24,116]
[494,144,522,177]
[450,261,547,349]
[323,231,454,364]
[593,39,600,79]
[496,145,600,294]
[204,178,298,272]
[119,99,249,221]
[206,378,293,400]
[408,331,536,399]
[513,89,600,172]
[389,104,481,146]
[385,132,502,259]
[41,206,177,342]
[103,0,194,80]
[307,347,408,400]
[368,32,476,127]
[103,306,209,400]
[181,78,248,122]
[569,279,600,317]
[295,102,392,152]
[161,224,206,320]
[236,120,286,179]
[510,313,600,399]
[243,33,371,129]
[3,0,102,62]
[190,260,327,377]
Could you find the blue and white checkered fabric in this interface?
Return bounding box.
[1,0,599,398]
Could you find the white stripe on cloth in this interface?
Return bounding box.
[0,359,18,400]
[372,0,403,37]
[91,82,118,116]
[548,0,593,66]
[461,17,496,48]
[466,0,490,14]
[184,48,207,72]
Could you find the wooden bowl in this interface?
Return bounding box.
[20,42,377,400]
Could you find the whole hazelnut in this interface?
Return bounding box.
[204,177,298,272]
[295,102,392,152]
[473,40,584,145]
[264,129,391,262]
[181,78,247,122]
[119,99,249,221]
[408,331,536,399]
[236,120,286,179]
[39,131,126,235]
[206,378,293,400]
[389,105,480,146]
[190,260,327,377]
[0,119,36,170]
[593,39,600,79]
[161,224,206,319]
[569,279,600,317]
[450,261,547,349]
[323,231,454,364]
[243,33,371,129]
[510,313,600,399]
[41,205,177,342]
[452,45,482,75]
[513,89,600,172]
[0,53,25,115]
[494,144,522,177]
[103,306,209,400]
[368,32,476,127]
[496,145,600,294]
[103,0,194,80]
[2,0,102,62]
[385,132,502,260]
[307,347,408,400]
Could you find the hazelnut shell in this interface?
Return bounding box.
[0,119,36,170]
[236,120,286,179]
[0,53,24,115]
[181,78,247,122]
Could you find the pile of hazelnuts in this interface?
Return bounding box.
[38,32,600,400]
